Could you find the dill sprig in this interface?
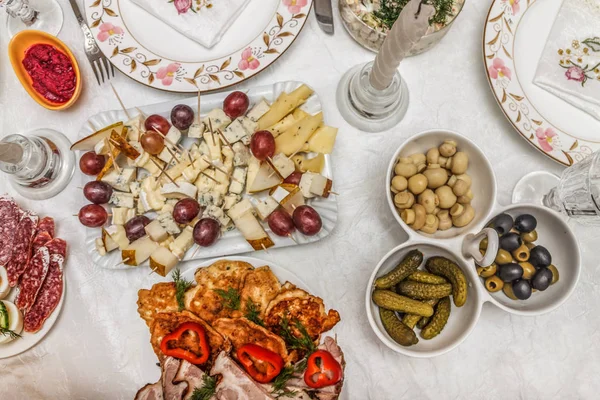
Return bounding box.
[279,317,316,354]
[0,327,22,340]
[373,0,455,29]
[214,287,241,310]
[190,375,217,400]
[172,268,193,311]
[245,299,264,327]
[271,358,308,398]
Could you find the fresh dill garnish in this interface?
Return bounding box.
[373,0,455,29]
[279,316,316,354]
[0,327,22,340]
[214,287,241,310]
[172,268,193,311]
[271,358,308,398]
[190,375,217,400]
[245,299,264,326]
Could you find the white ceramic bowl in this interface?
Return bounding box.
[386,129,497,240]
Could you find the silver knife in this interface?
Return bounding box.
[315,0,334,34]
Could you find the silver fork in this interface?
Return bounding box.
[68,0,115,85]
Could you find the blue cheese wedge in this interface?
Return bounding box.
[129,181,142,197]
[223,193,241,210]
[247,99,270,122]
[222,118,248,144]
[203,108,231,131]
[125,114,144,141]
[160,182,198,199]
[233,142,250,167]
[252,196,279,220]
[271,153,295,179]
[109,192,135,209]
[228,167,247,195]
[157,212,181,235]
[239,117,257,145]
[203,205,231,228]
[222,147,234,172]
[169,226,194,260]
[188,120,205,139]
[102,167,136,192]
[198,191,223,208]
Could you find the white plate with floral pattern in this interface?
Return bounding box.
[84,0,312,93]
[483,0,600,166]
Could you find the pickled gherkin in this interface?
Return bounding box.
[372,290,434,317]
[374,250,423,289]
[407,270,448,285]
[425,256,468,307]
[421,297,451,340]
[396,281,453,300]
[380,308,418,346]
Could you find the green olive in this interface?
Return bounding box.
[485,275,504,292]
[519,262,536,279]
[521,230,538,243]
[548,264,559,285]
[512,244,530,262]
[503,282,518,300]
[525,242,535,250]
[479,237,488,250]
[495,249,513,265]
[477,263,497,278]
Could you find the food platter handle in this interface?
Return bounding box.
[461,228,498,267]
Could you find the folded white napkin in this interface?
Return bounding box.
[129,0,251,49]
[533,0,600,120]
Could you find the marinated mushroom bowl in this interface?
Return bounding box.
[366,242,483,358]
[476,204,581,316]
[386,129,497,240]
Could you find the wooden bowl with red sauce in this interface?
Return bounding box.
[9,30,82,111]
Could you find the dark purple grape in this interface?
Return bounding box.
[83,181,113,204]
[78,204,108,227]
[125,215,151,242]
[173,198,201,224]
[193,218,220,247]
[267,209,295,237]
[292,205,322,236]
[170,104,195,131]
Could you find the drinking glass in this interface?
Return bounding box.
[2,0,63,38]
[512,151,600,224]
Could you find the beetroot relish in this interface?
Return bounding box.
[22,44,76,104]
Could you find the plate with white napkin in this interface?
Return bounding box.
[84,0,313,93]
[483,0,600,166]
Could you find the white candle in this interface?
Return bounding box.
[369,0,436,90]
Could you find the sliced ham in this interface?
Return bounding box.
[162,357,187,400]
[6,210,39,287]
[211,352,274,400]
[23,238,67,333]
[173,360,209,400]
[0,196,19,267]
[37,216,55,238]
[134,382,164,400]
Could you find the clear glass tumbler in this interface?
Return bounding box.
[3,0,63,38]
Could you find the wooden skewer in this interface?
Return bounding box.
[329,191,339,196]
[216,129,233,149]
[287,234,297,244]
[110,83,131,120]
[157,154,174,179]
[191,245,200,258]
[208,119,214,134]
[108,143,122,173]
[185,148,194,164]
[288,149,301,160]
[135,107,147,119]
[200,171,219,184]
[202,157,241,183]
[148,266,158,276]
[197,89,201,119]
[261,244,270,254]
[165,146,180,164]
[152,128,185,154]
[150,157,179,187]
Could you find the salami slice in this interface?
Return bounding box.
[32,231,53,254]
[15,247,50,312]
[0,196,19,267]
[24,238,67,333]
[6,210,39,287]
[37,216,55,238]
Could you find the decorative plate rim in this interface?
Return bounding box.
[482,0,598,166]
[84,0,313,93]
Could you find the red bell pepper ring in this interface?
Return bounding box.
[237,343,285,383]
[304,350,342,389]
[160,322,210,365]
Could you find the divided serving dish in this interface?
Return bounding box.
[366,129,581,357]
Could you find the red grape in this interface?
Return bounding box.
[83,181,113,204]
[144,114,171,135]
[292,205,322,236]
[267,209,295,237]
[79,151,106,175]
[173,198,201,224]
[78,204,108,227]
[125,215,151,242]
[250,130,276,161]
[283,171,302,186]
[171,104,195,131]
[140,131,165,155]
[193,218,220,247]
[223,91,249,119]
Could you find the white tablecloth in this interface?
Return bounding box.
[1,1,599,399]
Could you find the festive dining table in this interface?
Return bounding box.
[1,0,599,398]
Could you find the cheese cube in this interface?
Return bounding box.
[252,196,279,220]
[227,198,255,220]
[203,205,231,228]
[222,118,248,144]
[169,227,194,260]
[203,132,222,162]
[122,235,159,266]
[94,138,111,155]
[157,127,183,163]
[198,191,223,207]
[160,160,192,185]
[228,167,247,195]
[188,121,205,139]
[149,246,179,276]
[232,142,250,167]
[101,227,119,252]
[203,108,231,131]
[299,172,317,199]
[161,182,198,199]
[272,153,295,179]
[105,225,130,250]
[223,194,240,210]
[271,186,290,203]
[95,238,107,256]
[111,207,135,225]
[109,192,135,209]
[240,117,258,135]
[129,181,142,197]
[102,167,136,192]
[247,99,270,122]
[309,174,333,198]
[228,211,274,251]
[157,212,181,235]
[145,219,169,242]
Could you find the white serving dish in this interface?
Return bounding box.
[79,81,338,270]
[366,129,581,358]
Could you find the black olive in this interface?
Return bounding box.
[489,213,514,235]
[514,214,537,233]
[500,232,522,252]
[532,268,553,291]
[512,279,532,300]
[497,263,524,282]
[529,246,552,268]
